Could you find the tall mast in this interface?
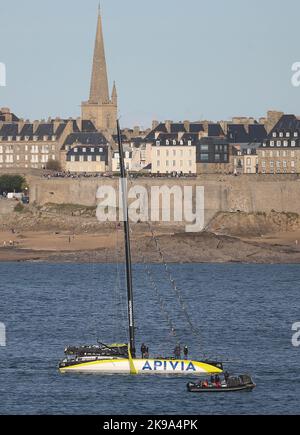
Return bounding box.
[117,120,136,358]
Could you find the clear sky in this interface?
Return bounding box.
[0,0,300,128]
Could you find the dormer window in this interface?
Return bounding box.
[74,148,78,153]
[279,132,283,137]
[188,140,192,146]
[33,136,38,142]
[25,136,29,142]
[276,141,281,147]
[52,136,56,141]
[180,140,183,145]
[166,140,169,145]
[156,140,160,146]
[294,132,299,137]
[16,136,20,142]
[91,148,95,153]
[286,132,290,138]
[173,140,176,145]
[270,141,274,147]
[283,141,288,147]
[291,141,296,147]
[99,148,103,153]
[82,148,87,153]
[43,136,48,141]
[272,132,277,138]
[8,136,12,141]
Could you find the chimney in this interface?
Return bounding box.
[165,120,173,133]
[152,120,159,130]
[183,120,190,132]
[18,119,25,134]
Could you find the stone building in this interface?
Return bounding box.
[196,137,232,174]
[258,115,300,174]
[0,108,76,170]
[81,8,117,133]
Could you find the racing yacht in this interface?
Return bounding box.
[58,121,223,376]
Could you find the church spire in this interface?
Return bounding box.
[111,81,117,105]
[89,7,110,104]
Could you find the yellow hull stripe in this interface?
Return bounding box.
[59,359,222,373]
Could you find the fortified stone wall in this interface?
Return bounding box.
[27,175,300,227]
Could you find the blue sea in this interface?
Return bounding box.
[0,262,299,415]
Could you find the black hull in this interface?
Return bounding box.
[187,383,256,393]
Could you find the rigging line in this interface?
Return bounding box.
[114,223,129,344]
[130,228,181,344]
[147,223,201,338]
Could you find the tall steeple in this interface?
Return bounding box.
[111,81,117,105]
[82,7,118,132]
[89,6,110,104]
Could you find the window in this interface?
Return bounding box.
[276,161,281,168]
[166,140,169,145]
[272,132,277,138]
[157,150,160,157]
[276,151,280,157]
[270,151,273,157]
[88,156,92,162]
[166,150,169,157]
[270,161,274,167]
[189,161,192,167]
[173,140,176,146]
[283,151,287,157]
[270,141,275,147]
[173,160,176,166]
[215,154,221,162]
[83,148,87,153]
[91,148,95,153]
[79,156,84,162]
[262,161,266,167]
[156,141,160,146]
[291,141,296,147]
[157,161,160,167]
[74,148,78,153]
[279,132,283,137]
[96,156,101,162]
[283,160,287,168]
[291,161,295,168]
[200,145,209,151]
[180,160,183,167]
[294,132,298,137]
[276,141,281,147]
[262,151,266,157]
[291,150,295,157]
[173,150,176,157]
[284,141,288,147]
[247,158,251,166]
[201,154,209,161]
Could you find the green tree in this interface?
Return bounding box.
[0,175,26,194]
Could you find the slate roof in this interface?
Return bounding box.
[269,114,300,137]
[227,125,249,143]
[62,132,109,149]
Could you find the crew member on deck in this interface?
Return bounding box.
[141,343,147,359]
[183,345,189,359]
[174,344,181,359]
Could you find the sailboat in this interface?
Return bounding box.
[58,121,223,376]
